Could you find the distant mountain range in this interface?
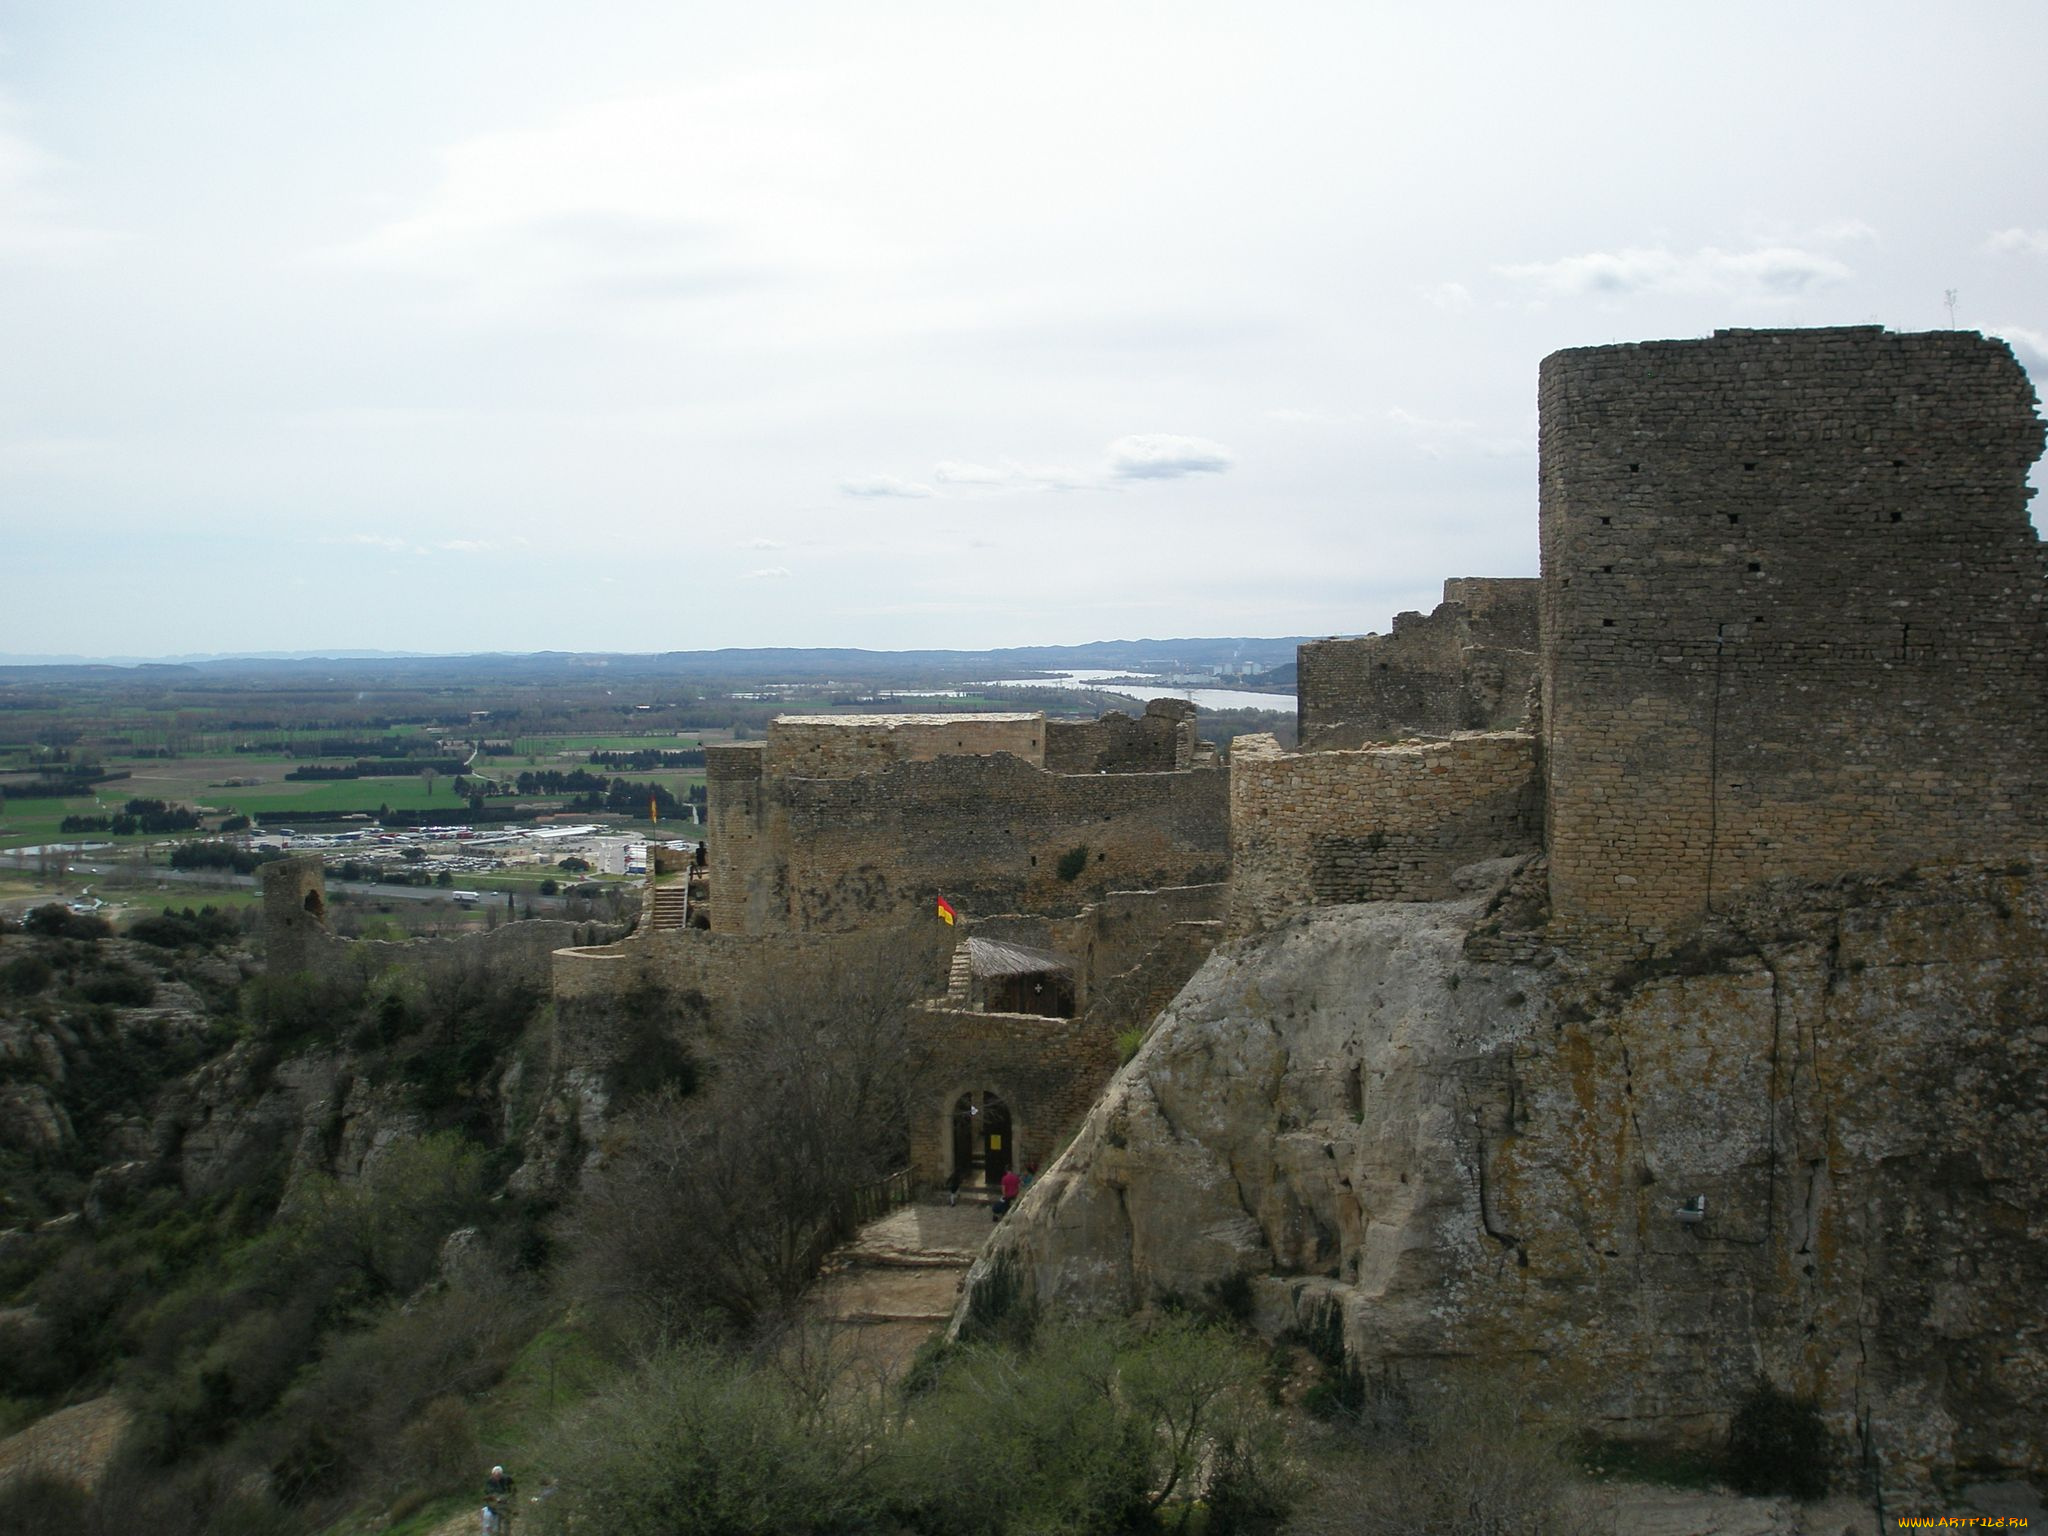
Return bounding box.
[0,638,1312,684]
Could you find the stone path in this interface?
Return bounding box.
[807,1194,995,1378]
[0,1395,131,1492]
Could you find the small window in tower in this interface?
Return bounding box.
[1727,514,1740,525]
[1743,462,1756,471]
[1747,562,1761,573]
[1600,516,1611,526]
[1889,511,1903,524]
[1601,618,1616,628]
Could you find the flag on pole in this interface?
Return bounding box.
[649,794,658,824]
[936,895,957,925]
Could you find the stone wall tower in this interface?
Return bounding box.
[1538,326,2048,952]
[259,854,331,972]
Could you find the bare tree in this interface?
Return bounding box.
[562,928,949,1341]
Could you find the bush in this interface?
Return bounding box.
[77,963,157,1008]
[129,906,241,951]
[532,1340,887,1536]
[24,904,112,941]
[894,1319,1295,1535]
[1,951,54,995]
[0,1472,92,1536]
[1726,1378,1829,1500]
[1055,844,1090,882]
[1315,1376,1588,1536]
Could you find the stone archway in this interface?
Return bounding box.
[946,1087,1019,1188]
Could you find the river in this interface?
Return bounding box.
[981,669,1293,714]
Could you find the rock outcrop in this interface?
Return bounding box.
[962,857,2048,1490]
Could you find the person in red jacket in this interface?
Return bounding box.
[1000,1167,1021,1203]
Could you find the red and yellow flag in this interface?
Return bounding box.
[649,794,658,824]
[936,895,957,926]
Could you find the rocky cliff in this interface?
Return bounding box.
[961,856,2048,1490]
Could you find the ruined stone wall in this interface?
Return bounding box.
[908,1005,1121,1187]
[1044,698,1198,773]
[708,739,1228,935]
[258,855,611,990]
[777,756,1227,932]
[1539,327,2048,953]
[1297,579,1538,749]
[765,714,1045,777]
[1228,731,1541,933]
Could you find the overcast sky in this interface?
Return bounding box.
[3,1,2044,659]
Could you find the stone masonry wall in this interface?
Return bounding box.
[765,714,1045,777]
[707,734,1228,936]
[1539,327,2048,953]
[1297,578,1538,749]
[1045,698,1198,773]
[1229,731,1541,934]
[908,1005,1121,1187]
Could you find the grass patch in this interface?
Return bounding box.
[470,1320,620,1466]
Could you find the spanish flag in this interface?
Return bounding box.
[936,895,957,925]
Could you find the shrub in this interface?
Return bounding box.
[894,1319,1296,1535]
[1726,1377,1829,1500]
[129,906,241,951]
[1055,844,1090,882]
[0,1472,91,1536]
[77,963,157,1008]
[1,951,53,995]
[531,1341,886,1536]
[1320,1376,1590,1536]
[24,904,112,941]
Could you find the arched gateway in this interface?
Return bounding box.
[948,1088,1017,1187]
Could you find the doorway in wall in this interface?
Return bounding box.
[950,1089,1014,1187]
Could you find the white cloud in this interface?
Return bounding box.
[737,537,786,549]
[838,475,934,498]
[1105,434,1234,480]
[932,458,1097,493]
[1387,407,1531,459]
[1420,281,1473,312]
[1496,242,1852,301]
[745,566,792,580]
[1987,229,2048,258]
[1993,325,2048,368]
[922,435,1235,494]
[0,107,116,261]
[329,76,881,316]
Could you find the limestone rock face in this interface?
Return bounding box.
[963,860,2048,1489]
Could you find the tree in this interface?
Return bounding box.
[562,929,949,1337]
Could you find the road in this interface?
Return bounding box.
[0,854,621,916]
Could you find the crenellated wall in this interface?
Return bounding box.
[1538,326,2048,954]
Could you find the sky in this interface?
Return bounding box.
[2,1,2045,660]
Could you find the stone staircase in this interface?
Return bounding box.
[945,942,973,1004]
[647,883,690,931]
[811,1199,993,1333]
